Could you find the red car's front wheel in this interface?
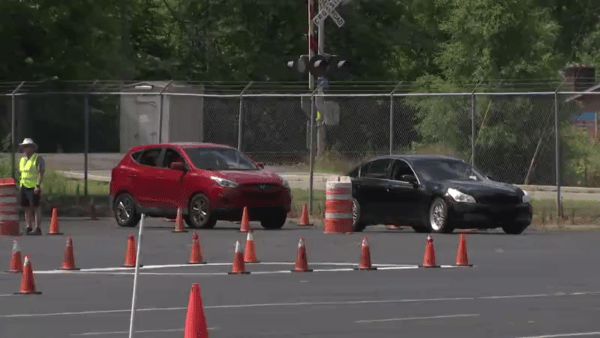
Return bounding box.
[185,193,217,229]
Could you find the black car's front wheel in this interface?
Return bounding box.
[185,193,217,229]
[352,198,367,232]
[427,197,454,233]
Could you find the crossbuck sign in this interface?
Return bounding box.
[313,0,345,28]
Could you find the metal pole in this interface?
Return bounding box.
[316,0,325,158]
[84,80,99,197]
[238,81,253,151]
[308,0,315,92]
[471,93,476,166]
[157,80,173,143]
[308,94,315,213]
[84,95,89,197]
[554,91,561,219]
[128,213,145,338]
[11,82,25,180]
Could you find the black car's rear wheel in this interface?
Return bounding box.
[352,198,367,232]
[502,222,529,235]
[427,197,454,233]
[185,193,217,229]
[261,210,287,229]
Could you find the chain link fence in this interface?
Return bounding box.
[2,81,600,215]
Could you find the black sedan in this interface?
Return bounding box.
[346,155,533,234]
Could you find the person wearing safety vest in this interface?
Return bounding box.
[18,138,45,235]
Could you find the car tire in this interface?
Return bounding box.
[352,198,367,232]
[113,193,141,227]
[428,197,454,233]
[185,193,217,229]
[502,223,529,235]
[260,210,287,230]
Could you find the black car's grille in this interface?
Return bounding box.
[477,193,521,205]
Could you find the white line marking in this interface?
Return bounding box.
[33,262,411,274]
[69,327,218,336]
[0,294,16,297]
[514,332,600,338]
[355,313,480,323]
[1,291,599,319]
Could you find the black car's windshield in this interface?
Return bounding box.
[410,158,486,182]
[184,147,258,170]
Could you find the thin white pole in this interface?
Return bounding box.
[128,213,145,338]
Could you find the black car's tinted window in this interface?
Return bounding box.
[184,147,258,170]
[138,148,163,167]
[391,160,416,181]
[347,166,360,178]
[363,159,392,179]
[410,159,485,181]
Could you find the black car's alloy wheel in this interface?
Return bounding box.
[114,193,140,227]
[185,193,217,229]
[352,198,367,232]
[428,197,453,233]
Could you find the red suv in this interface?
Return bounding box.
[109,142,292,229]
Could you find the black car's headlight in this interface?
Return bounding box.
[522,190,531,203]
[446,188,476,203]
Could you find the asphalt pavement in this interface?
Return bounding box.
[1,218,600,338]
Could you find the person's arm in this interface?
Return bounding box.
[36,156,45,187]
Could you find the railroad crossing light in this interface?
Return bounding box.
[287,55,309,74]
[309,55,328,77]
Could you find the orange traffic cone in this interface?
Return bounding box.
[173,207,188,233]
[455,234,473,267]
[48,208,63,235]
[7,239,22,273]
[15,255,41,295]
[291,237,312,272]
[183,283,209,338]
[228,240,250,274]
[244,230,259,263]
[58,236,79,270]
[419,234,440,268]
[188,231,206,264]
[239,207,250,232]
[354,236,377,271]
[123,234,140,268]
[299,204,313,226]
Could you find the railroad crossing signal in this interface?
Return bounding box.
[313,0,345,28]
[287,54,349,78]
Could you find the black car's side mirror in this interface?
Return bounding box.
[486,174,494,180]
[401,174,418,186]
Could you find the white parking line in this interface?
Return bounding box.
[1,291,598,319]
[514,332,600,338]
[33,262,412,274]
[33,265,460,277]
[69,327,218,336]
[355,313,480,323]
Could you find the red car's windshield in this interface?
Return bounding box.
[184,147,259,171]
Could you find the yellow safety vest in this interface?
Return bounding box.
[19,153,39,188]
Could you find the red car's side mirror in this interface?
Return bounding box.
[256,162,265,169]
[170,161,186,171]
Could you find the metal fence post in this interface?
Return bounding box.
[10,82,25,180]
[554,91,562,219]
[389,82,402,155]
[83,80,99,197]
[238,81,253,151]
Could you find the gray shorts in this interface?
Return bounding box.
[20,187,41,207]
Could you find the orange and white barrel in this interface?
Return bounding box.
[324,176,353,234]
[0,178,20,236]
